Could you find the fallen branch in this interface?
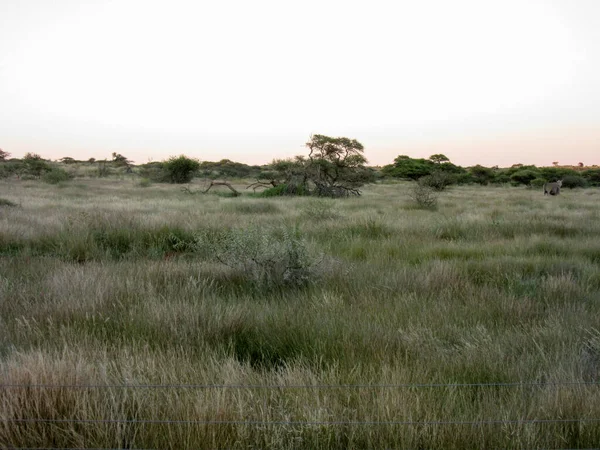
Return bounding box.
[204,180,240,196]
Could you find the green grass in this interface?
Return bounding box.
[1,179,600,448]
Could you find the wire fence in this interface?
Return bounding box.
[2,380,600,389]
[2,380,599,448]
[3,417,600,426]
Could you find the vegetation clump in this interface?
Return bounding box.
[0,198,18,207]
[43,167,72,184]
[259,134,375,197]
[196,225,320,288]
[409,180,439,210]
[163,155,201,183]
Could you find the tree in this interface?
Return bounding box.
[382,155,435,180]
[304,134,374,196]
[469,165,495,185]
[0,148,10,161]
[22,153,50,177]
[264,135,374,197]
[429,154,450,164]
[112,152,132,167]
[163,155,200,183]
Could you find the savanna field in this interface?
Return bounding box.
[1,178,600,449]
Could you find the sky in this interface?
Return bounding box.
[0,0,598,167]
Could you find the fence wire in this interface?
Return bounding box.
[2,380,599,390]
[3,417,600,426]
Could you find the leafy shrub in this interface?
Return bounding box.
[22,153,50,178]
[409,182,438,210]
[164,155,200,183]
[468,165,495,185]
[138,177,152,188]
[510,169,540,186]
[582,169,600,186]
[0,198,18,207]
[260,183,308,197]
[530,178,546,188]
[561,175,588,189]
[419,171,454,191]
[196,225,320,288]
[43,168,72,184]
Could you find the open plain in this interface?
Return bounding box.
[1,178,600,448]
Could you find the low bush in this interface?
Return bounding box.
[409,182,438,210]
[164,155,201,183]
[419,171,454,191]
[530,178,546,188]
[195,225,320,288]
[561,175,588,189]
[0,198,18,207]
[43,168,72,184]
[301,199,339,221]
[260,183,308,197]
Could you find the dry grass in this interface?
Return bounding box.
[1,178,600,448]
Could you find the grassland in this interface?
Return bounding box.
[1,178,600,449]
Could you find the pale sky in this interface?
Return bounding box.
[0,0,598,167]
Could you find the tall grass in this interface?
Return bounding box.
[1,179,600,448]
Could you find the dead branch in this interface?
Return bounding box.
[246,179,279,192]
[204,180,240,196]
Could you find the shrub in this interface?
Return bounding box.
[561,175,588,189]
[301,199,339,221]
[164,155,201,183]
[419,171,454,191]
[409,181,438,210]
[510,169,539,186]
[22,153,50,178]
[43,168,72,184]
[260,183,308,197]
[530,178,546,188]
[468,165,495,185]
[138,177,152,188]
[0,198,18,207]
[196,225,320,288]
[582,169,600,186]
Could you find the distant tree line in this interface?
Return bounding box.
[2,144,600,189]
[382,155,600,188]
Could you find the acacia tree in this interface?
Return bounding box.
[0,149,10,161]
[429,154,449,164]
[112,152,132,167]
[303,134,373,196]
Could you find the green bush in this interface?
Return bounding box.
[164,155,201,183]
[561,175,588,189]
[419,171,454,191]
[469,165,495,185]
[260,183,308,197]
[22,153,50,178]
[582,169,600,186]
[138,177,152,188]
[43,168,72,184]
[0,198,18,207]
[510,169,540,186]
[530,178,546,188]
